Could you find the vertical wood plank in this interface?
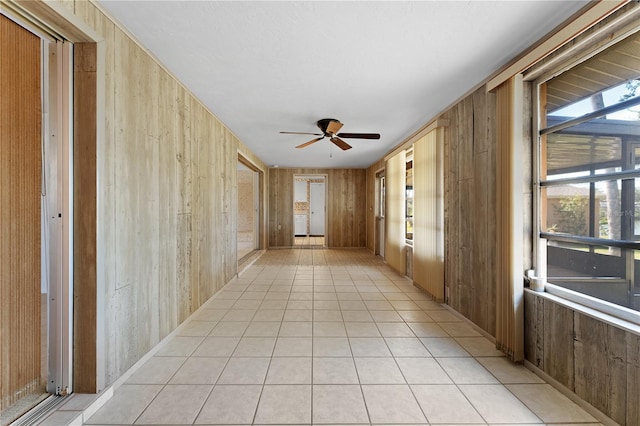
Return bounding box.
[524,292,545,369]
[472,151,489,329]
[74,42,98,393]
[157,68,178,337]
[458,97,474,180]
[627,332,640,425]
[355,169,367,247]
[176,84,192,323]
[458,178,472,317]
[542,300,574,390]
[523,291,537,365]
[74,1,119,386]
[443,109,459,309]
[574,313,627,424]
[485,91,497,336]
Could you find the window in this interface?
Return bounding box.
[537,30,640,318]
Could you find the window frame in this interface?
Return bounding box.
[534,71,640,327]
[405,150,414,244]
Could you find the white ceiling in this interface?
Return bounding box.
[98,0,588,169]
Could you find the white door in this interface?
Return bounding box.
[309,182,325,236]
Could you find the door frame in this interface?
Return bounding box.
[236,155,264,261]
[292,174,328,247]
[0,6,74,413]
[45,38,74,397]
[375,169,385,257]
[5,0,108,394]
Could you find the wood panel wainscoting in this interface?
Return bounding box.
[0,14,44,413]
[525,291,640,425]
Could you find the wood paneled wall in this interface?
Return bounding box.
[442,86,498,336]
[57,1,267,387]
[0,14,43,410]
[268,168,366,248]
[525,292,640,425]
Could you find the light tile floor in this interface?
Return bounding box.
[74,249,603,425]
[294,236,325,247]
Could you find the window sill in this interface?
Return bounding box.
[525,284,640,337]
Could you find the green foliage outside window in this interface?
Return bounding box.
[555,196,588,236]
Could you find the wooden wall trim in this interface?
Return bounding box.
[8,0,101,42]
[384,118,449,162]
[73,42,98,393]
[487,1,628,91]
[238,153,265,251]
[495,75,525,362]
[524,2,640,84]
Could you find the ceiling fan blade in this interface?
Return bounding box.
[330,136,352,151]
[281,131,323,136]
[296,137,324,149]
[336,132,381,139]
[326,120,344,135]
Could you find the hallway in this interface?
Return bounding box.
[73,249,598,425]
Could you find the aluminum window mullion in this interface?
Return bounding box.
[540,232,640,250]
[540,95,640,135]
[540,169,640,186]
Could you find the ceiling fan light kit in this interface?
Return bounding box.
[280,118,380,151]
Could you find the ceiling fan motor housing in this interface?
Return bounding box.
[317,118,340,135]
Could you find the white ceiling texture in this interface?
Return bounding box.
[98,1,588,169]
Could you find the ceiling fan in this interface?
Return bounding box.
[280,118,380,151]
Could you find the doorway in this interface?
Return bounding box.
[237,157,262,262]
[375,170,385,257]
[1,13,72,424]
[293,175,327,248]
